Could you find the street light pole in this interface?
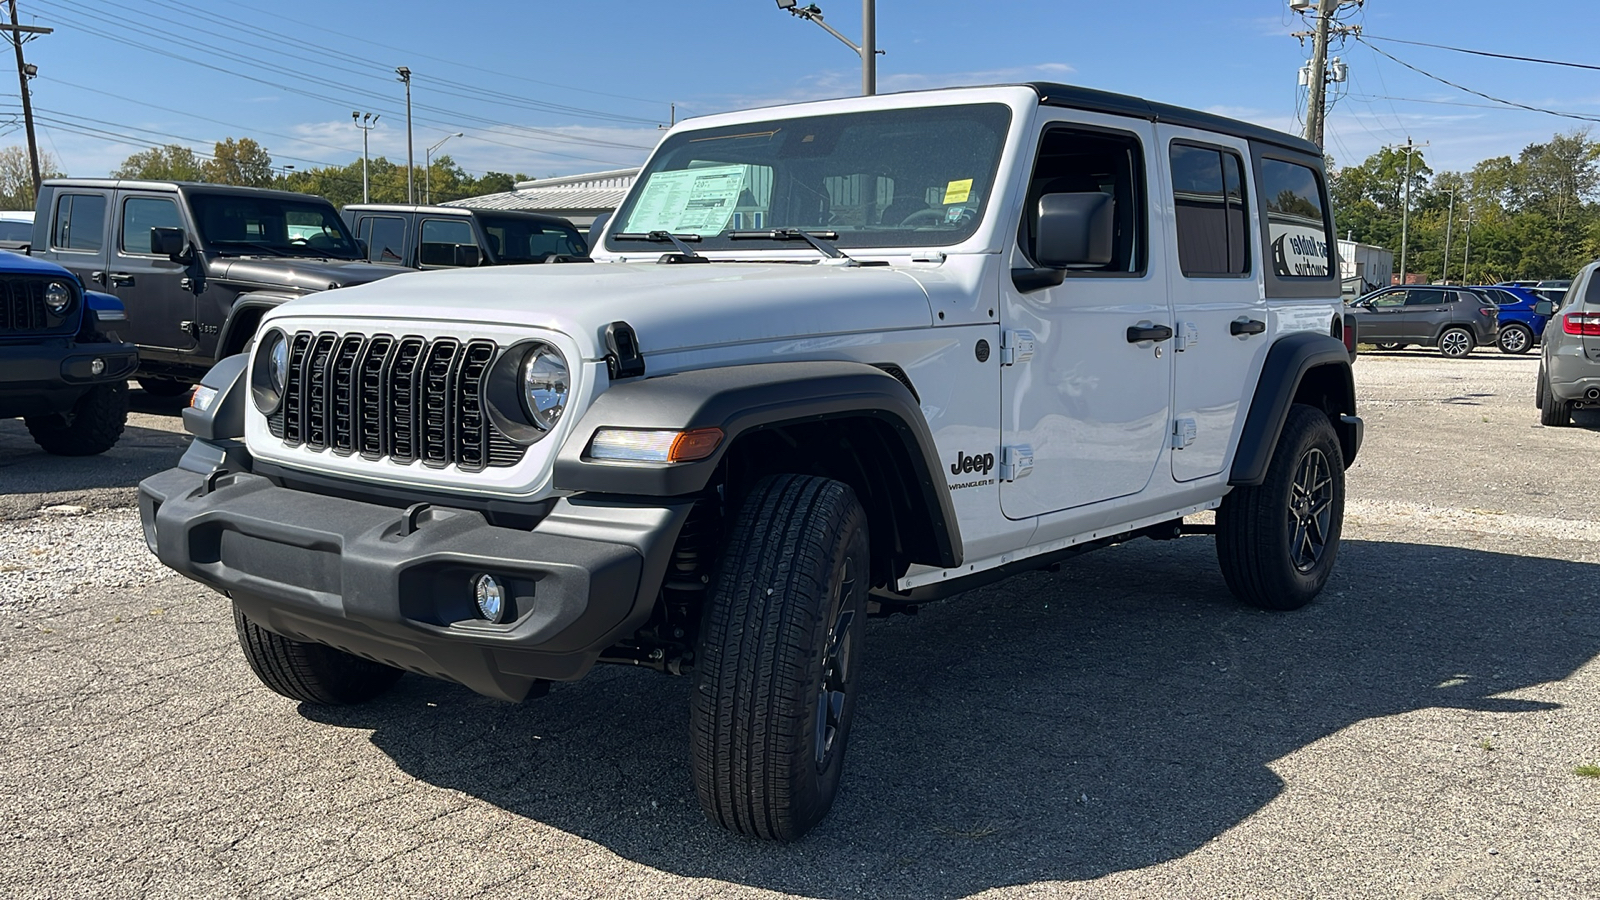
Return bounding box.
[352,112,379,204]
[396,66,414,203]
[775,0,879,96]
[425,132,462,205]
[1461,206,1472,285]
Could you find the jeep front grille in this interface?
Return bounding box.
[0,278,51,334]
[268,331,524,471]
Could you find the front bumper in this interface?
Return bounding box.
[0,338,139,417]
[139,467,692,701]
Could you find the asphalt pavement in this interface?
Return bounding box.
[1,357,1597,900]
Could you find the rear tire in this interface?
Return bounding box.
[1497,324,1533,354]
[24,381,127,456]
[690,474,870,841]
[1216,404,1345,611]
[1438,327,1474,358]
[1538,372,1573,427]
[233,603,404,704]
[1374,342,1404,351]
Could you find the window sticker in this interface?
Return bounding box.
[622,164,748,237]
[942,178,973,205]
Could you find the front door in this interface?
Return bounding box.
[1160,128,1269,482]
[1354,289,1407,342]
[110,191,196,360]
[38,190,111,293]
[1000,117,1173,519]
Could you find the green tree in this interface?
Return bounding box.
[0,145,65,209]
[113,144,205,181]
[203,137,274,187]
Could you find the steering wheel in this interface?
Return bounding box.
[288,237,310,246]
[897,208,947,228]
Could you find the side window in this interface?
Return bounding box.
[1260,158,1332,278]
[1404,289,1447,306]
[419,218,477,267]
[1369,290,1405,309]
[1170,142,1250,277]
[119,196,183,255]
[1021,126,1147,274]
[52,193,107,252]
[360,216,407,265]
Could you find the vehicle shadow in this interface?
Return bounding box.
[0,420,189,495]
[301,537,1599,898]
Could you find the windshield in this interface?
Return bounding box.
[477,214,587,262]
[189,192,362,259]
[606,103,1012,253]
[0,220,31,242]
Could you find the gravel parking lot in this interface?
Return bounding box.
[2,359,1598,900]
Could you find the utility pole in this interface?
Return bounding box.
[396,66,414,204]
[1293,0,1356,148]
[775,0,881,95]
[352,112,379,203]
[1395,138,1428,284]
[1461,206,1473,285]
[3,1,50,197]
[1441,188,1456,284]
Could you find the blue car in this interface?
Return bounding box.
[1472,285,1547,354]
[0,250,139,454]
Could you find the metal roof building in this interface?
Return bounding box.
[444,168,638,228]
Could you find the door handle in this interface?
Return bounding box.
[1230,318,1267,336]
[109,272,135,286]
[1126,322,1173,343]
[89,270,106,286]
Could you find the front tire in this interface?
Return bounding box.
[1438,327,1474,358]
[24,381,128,456]
[690,474,870,841]
[1374,342,1405,351]
[233,604,404,704]
[138,377,193,398]
[1497,324,1533,354]
[1216,404,1345,611]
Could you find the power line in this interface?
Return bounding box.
[1363,34,1600,73]
[1358,37,1600,125]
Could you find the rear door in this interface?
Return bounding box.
[1402,288,1450,342]
[110,190,197,358]
[1160,129,1267,482]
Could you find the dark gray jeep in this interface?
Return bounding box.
[1348,285,1499,357]
[30,180,402,396]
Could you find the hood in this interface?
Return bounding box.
[0,247,74,278]
[207,256,403,292]
[261,262,937,359]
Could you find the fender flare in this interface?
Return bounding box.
[1230,332,1360,486]
[217,293,298,357]
[553,360,962,568]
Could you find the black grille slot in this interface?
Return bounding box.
[0,279,48,333]
[268,331,522,470]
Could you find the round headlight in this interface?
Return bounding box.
[44,280,73,315]
[251,329,289,414]
[522,343,569,431]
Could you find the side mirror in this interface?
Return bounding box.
[587,212,611,247]
[453,244,483,267]
[150,226,191,262]
[1534,300,1554,316]
[1035,192,1114,268]
[353,238,370,261]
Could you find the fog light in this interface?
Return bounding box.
[473,573,507,623]
[89,358,105,376]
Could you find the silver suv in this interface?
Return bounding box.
[1535,260,1600,426]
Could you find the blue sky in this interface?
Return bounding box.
[8,0,1597,184]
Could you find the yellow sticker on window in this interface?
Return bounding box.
[942,178,973,205]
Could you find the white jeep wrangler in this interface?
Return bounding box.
[140,83,1362,841]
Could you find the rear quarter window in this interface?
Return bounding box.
[1261,159,1331,279]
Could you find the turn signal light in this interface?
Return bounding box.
[1562,312,1600,336]
[589,427,724,463]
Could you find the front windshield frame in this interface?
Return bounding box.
[188,191,363,260]
[605,102,1013,254]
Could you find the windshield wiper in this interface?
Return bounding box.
[612,230,704,260]
[215,241,290,258]
[729,229,850,260]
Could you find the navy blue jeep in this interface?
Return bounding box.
[0,250,139,455]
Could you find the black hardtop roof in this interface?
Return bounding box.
[41,178,339,205]
[342,203,576,225]
[1024,82,1324,158]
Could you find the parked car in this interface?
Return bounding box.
[0,210,34,251]
[342,205,587,269]
[29,180,405,395]
[140,82,1362,841]
[1469,284,1547,354]
[1348,285,1498,357]
[1,249,138,455]
[1534,262,1600,426]
[1534,279,1570,305]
